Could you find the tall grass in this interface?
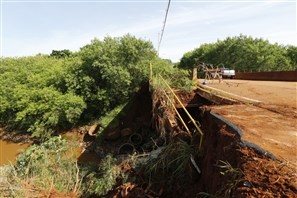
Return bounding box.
[5,136,83,197]
[145,139,193,183]
[83,155,127,197]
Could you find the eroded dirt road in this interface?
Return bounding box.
[200,79,297,164]
[207,79,296,108]
[211,105,297,163]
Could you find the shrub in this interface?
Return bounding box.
[83,155,126,196]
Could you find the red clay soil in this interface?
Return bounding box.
[170,86,297,197]
[94,89,297,197]
[163,109,297,198]
[157,84,297,197]
[210,104,297,164]
[203,79,297,164]
[174,90,211,108]
[236,148,297,197]
[197,77,297,196]
[190,111,297,197]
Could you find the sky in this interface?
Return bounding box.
[0,0,296,62]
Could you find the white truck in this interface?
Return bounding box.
[220,67,235,79]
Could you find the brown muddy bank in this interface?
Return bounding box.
[0,128,97,165]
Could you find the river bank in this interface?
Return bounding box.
[0,126,101,166]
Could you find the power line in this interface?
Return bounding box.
[157,0,171,55]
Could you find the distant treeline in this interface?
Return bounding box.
[178,35,297,72]
[0,34,173,139]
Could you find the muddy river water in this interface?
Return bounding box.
[0,132,99,166]
[0,139,30,165]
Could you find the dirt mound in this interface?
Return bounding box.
[236,148,297,197]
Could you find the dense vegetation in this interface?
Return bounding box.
[0,34,172,139]
[178,35,297,71]
[2,34,295,139]
[6,136,82,197]
[3,134,194,197]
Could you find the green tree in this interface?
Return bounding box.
[178,35,295,72]
[0,34,172,138]
[50,49,73,58]
[0,56,85,138]
[286,45,297,70]
[68,34,159,119]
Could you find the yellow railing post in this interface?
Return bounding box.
[159,74,204,149]
[162,90,192,137]
[149,62,153,82]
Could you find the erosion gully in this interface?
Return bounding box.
[1,83,296,197]
[151,88,296,197]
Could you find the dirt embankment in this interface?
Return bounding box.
[150,90,297,197]
[210,105,297,164]
[196,109,297,197]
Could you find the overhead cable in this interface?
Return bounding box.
[157,0,171,54]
